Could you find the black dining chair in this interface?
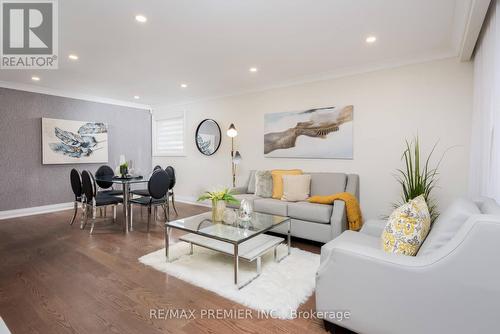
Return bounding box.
[69,169,84,225]
[81,170,123,234]
[130,169,170,232]
[130,165,162,197]
[165,166,178,216]
[95,165,122,196]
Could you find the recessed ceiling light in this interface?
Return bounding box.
[365,36,377,43]
[249,67,258,73]
[133,95,140,100]
[180,83,188,88]
[68,54,79,60]
[31,76,40,81]
[135,15,147,23]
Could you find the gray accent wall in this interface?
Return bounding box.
[0,87,152,211]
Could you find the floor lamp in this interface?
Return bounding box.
[227,123,242,187]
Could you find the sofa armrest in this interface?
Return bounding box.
[360,219,386,237]
[346,174,359,200]
[231,186,248,195]
[330,200,347,238]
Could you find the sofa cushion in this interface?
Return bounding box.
[282,174,311,202]
[288,201,332,224]
[254,198,288,216]
[247,170,257,194]
[477,197,500,215]
[381,195,431,256]
[255,170,273,198]
[309,173,346,196]
[227,194,260,209]
[418,198,481,256]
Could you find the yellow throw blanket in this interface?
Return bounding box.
[308,192,363,231]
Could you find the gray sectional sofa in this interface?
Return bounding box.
[230,171,359,243]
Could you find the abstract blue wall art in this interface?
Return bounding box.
[42,118,109,164]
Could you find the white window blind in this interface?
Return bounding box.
[153,114,185,156]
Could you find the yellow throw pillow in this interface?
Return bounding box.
[381,195,431,256]
[271,169,303,199]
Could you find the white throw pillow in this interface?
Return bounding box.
[281,174,311,202]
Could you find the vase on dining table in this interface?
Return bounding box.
[211,199,226,222]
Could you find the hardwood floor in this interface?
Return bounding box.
[0,203,328,334]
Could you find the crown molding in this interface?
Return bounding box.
[154,51,459,110]
[458,0,491,61]
[0,80,152,111]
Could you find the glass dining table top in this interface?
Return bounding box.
[166,209,290,244]
[94,175,149,184]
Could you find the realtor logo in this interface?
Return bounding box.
[1,0,58,69]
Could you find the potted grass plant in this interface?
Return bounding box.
[394,136,445,222]
[198,188,239,222]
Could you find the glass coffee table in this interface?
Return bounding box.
[165,209,291,289]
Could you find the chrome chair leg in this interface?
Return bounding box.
[162,204,168,222]
[79,203,85,226]
[171,192,178,216]
[90,206,97,234]
[113,205,117,224]
[81,204,88,230]
[70,201,78,225]
[147,206,152,232]
[166,196,171,222]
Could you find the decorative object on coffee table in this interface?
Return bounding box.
[197,188,239,222]
[227,123,242,187]
[239,199,253,221]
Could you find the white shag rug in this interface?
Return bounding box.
[139,242,320,319]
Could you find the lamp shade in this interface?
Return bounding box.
[233,151,242,164]
[227,123,238,137]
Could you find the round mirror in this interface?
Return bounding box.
[195,119,222,156]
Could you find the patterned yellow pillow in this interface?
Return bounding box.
[381,195,431,256]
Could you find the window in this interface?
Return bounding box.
[152,111,185,156]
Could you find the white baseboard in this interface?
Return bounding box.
[0,196,209,221]
[0,202,74,220]
[174,195,211,208]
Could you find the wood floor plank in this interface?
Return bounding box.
[0,202,328,334]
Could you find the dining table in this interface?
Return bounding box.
[94,174,149,233]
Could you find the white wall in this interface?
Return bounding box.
[153,58,473,219]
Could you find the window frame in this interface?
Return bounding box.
[152,110,187,157]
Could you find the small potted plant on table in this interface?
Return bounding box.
[197,188,239,222]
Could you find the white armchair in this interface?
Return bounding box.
[316,197,500,334]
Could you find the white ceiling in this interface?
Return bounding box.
[0,0,473,108]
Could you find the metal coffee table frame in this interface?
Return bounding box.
[165,216,291,289]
